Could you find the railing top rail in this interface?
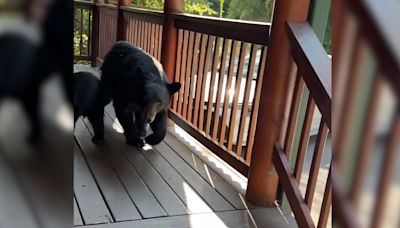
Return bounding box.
[173,13,270,46]
[121,6,164,25]
[286,21,332,129]
[96,3,117,10]
[74,0,95,8]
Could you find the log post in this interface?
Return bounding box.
[91,0,102,67]
[116,0,131,41]
[245,0,311,206]
[160,0,184,83]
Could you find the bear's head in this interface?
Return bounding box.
[138,77,181,124]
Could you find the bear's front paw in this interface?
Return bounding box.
[126,137,145,148]
[91,136,104,144]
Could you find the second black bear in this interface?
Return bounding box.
[74,71,109,143]
[100,41,181,146]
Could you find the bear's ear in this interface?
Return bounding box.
[168,82,181,95]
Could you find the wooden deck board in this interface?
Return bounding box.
[74,196,84,226]
[74,140,113,225]
[74,120,142,222]
[77,119,167,219]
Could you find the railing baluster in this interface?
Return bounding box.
[177,30,189,114]
[205,37,221,135]
[370,110,400,228]
[147,22,152,53]
[158,25,163,61]
[193,34,208,127]
[211,39,230,140]
[236,44,258,157]
[187,33,201,123]
[182,31,195,119]
[317,167,332,228]
[219,40,239,145]
[304,121,328,208]
[245,46,267,162]
[133,19,137,45]
[144,22,149,52]
[154,23,159,58]
[284,72,305,158]
[172,29,183,111]
[198,35,215,130]
[227,42,247,151]
[293,96,316,183]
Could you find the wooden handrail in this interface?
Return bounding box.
[121,6,164,25]
[74,0,95,8]
[286,21,332,130]
[273,144,315,228]
[96,3,117,10]
[173,13,270,46]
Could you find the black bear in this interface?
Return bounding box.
[74,71,109,144]
[100,41,181,147]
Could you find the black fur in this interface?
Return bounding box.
[74,72,109,144]
[100,41,180,146]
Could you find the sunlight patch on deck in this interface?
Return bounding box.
[169,124,248,194]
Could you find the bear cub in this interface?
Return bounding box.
[74,71,109,144]
[100,41,181,147]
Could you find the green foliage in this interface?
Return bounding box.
[74,9,91,57]
[185,1,217,16]
[132,0,217,16]
[227,0,274,22]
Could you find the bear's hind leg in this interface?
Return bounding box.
[145,110,167,145]
[88,111,104,144]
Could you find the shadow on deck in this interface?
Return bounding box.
[73,66,297,227]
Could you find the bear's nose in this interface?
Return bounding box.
[145,117,152,123]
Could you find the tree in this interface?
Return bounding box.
[227,0,274,22]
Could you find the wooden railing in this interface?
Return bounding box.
[274,21,331,228]
[122,7,164,61]
[168,14,270,175]
[333,0,400,227]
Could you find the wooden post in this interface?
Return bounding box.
[161,0,184,83]
[91,0,102,67]
[116,0,131,41]
[245,0,311,206]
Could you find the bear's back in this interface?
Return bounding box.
[100,41,168,100]
[102,41,165,82]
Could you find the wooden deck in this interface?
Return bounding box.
[73,66,297,227]
[73,105,296,227]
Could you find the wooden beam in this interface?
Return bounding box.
[161,0,184,83]
[245,0,311,206]
[91,0,101,66]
